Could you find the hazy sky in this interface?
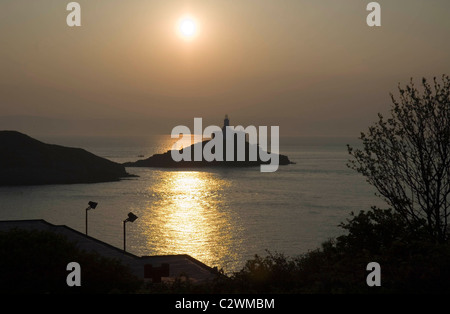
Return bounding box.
[1,0,449,136]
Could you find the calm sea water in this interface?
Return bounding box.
[0,135,383,274]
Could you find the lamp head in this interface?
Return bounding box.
[88,201,98,209]
[126,212,138,223]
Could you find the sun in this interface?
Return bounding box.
[180,19,196,37]
[177,16,198,40]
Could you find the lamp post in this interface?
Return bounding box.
[123,212,138,252]
[85,201,98,235]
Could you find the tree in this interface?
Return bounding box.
[347,75,450,243]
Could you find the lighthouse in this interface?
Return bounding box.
[222,114,230,139]
[224,114,230,128]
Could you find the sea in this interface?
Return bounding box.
[0,135,383,274]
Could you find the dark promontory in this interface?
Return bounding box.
[0,131,133,186]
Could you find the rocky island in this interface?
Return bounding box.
[0,131,134,186]
[124,116,293,170]
[123,139,293,169]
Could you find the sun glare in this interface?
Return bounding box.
[177,16,198,40]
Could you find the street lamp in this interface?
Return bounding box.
[85,201,98,235]
[123,212,138,252]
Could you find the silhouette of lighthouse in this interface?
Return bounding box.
[222,114,230,139]
[224,114,230,127]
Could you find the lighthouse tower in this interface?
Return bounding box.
[222,114,230,139]
[224,114,230,128]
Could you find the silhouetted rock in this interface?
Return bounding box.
[0,131,134,186]
[123,139,293,169]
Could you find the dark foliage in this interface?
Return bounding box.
[188,208,450,294]
[0,229,142,293]
[347,75,450,243]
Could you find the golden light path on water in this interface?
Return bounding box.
[135,170,242,272]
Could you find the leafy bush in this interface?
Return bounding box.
[0,228,142,293]
[202,208,450,293]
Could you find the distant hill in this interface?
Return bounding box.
[0,131,134,186]
[123,139,293,169]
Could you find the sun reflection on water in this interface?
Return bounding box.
[138,170,240,270]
